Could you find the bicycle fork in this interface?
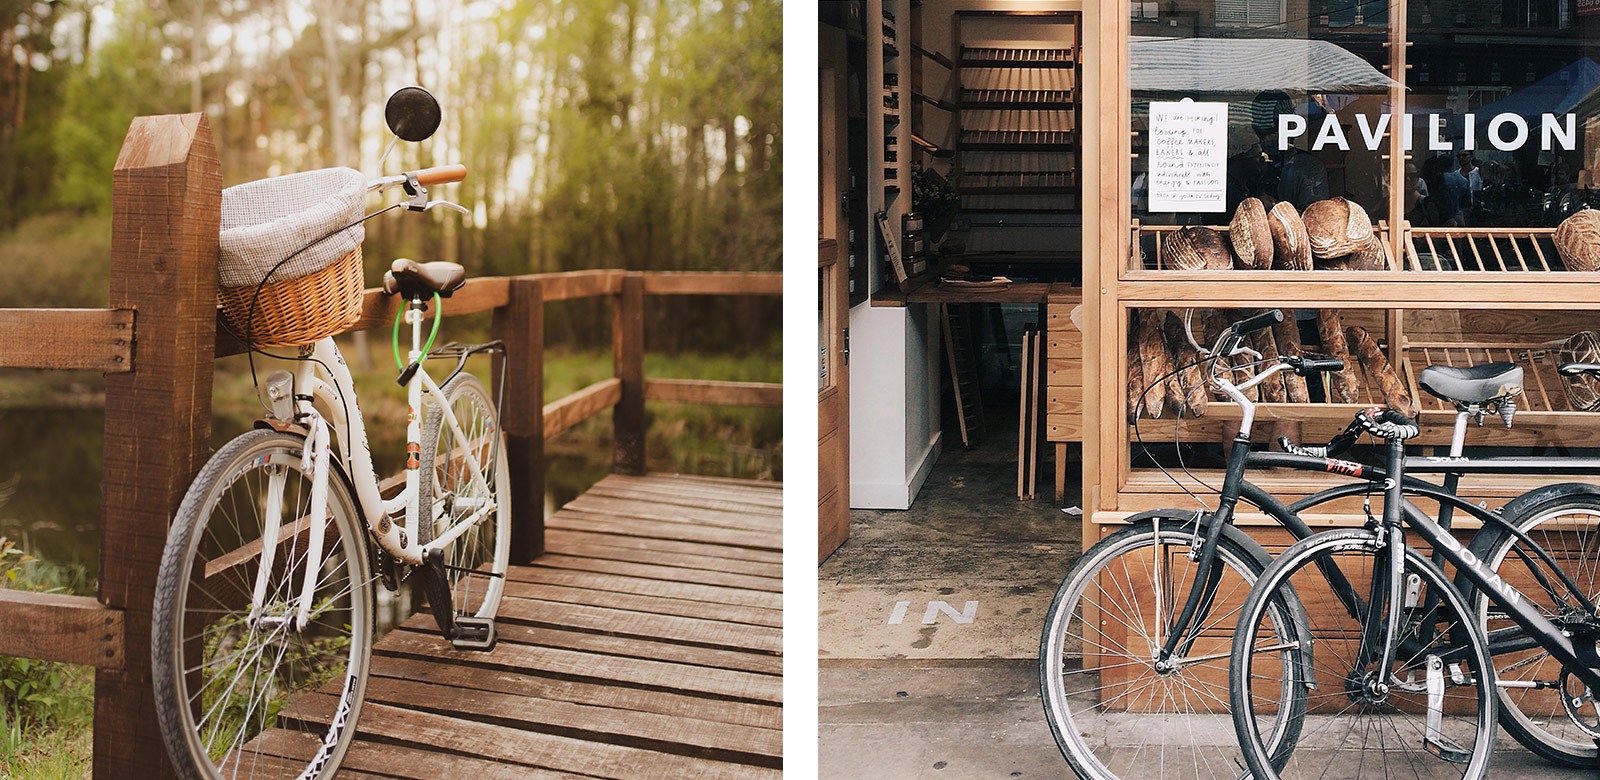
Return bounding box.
[248,412,333,633]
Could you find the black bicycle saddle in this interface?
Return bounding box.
[1417,362,1523,405]
[382,258,466,298]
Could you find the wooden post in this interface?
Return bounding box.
[612,272,646,475]
[493,277,545,564]
[97,113,221,780]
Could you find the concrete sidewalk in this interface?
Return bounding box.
[819,659,1592,779]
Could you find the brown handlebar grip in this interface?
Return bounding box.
[414,164,466,186]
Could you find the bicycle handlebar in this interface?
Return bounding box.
[1294,357,1344,376]
[1559,362,1600,377]
[414,164,466,186]
[1229,309,1283,336]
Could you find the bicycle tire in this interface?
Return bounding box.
[153,429,373,780]
[1040,512,1305,780]
[1464,486,1600,768]
[1231,527,1496,780]
[416,373,511,621]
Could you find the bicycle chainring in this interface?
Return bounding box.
[1559,667,1600,739]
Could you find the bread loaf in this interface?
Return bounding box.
[1246,316,1287,402]
[1164,226,1232,271]
[1271,308,1310,403]
[1229,198,1273,269]
[1304,197,1375,259]
[1554,210,1600,272]
[1314,309,1362,402]
[1136,309,1172,418]
[1348,325,1418,416]
[1317,234,1387,271]
[1163,311,1208,417]
[1559,331,1600,410]
[1268,202,1312,270]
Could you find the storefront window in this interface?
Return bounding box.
[1129,0,1397,272]
[1129,0,1600,274]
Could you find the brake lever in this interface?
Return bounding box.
[422,199,470,216]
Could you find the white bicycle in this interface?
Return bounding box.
[151,88,510,780]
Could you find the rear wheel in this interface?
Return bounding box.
[1040,514,1303,779]
[417,373,511,622]
[1468,493,1600,768]
[153,429,372,780]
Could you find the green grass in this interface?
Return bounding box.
[0,213,112,310]
[0,541,94,780]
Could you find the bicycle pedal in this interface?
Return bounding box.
[1424,735,1471,764]
[450,616,496,652]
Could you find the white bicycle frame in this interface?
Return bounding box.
[247,297,497,629]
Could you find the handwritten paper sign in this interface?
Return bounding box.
[1148,99,1227,212]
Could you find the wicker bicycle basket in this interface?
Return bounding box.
[217,167,367,348]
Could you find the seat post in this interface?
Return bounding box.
[408,295,428,360]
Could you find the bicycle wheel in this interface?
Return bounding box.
[153,429,373,780]
[417,372,511,620]
[1231,528,1495,780]
[1468,488,1600,767]
[1040,513,1304,779]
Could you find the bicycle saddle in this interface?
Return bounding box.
[382,258,466,298]
[1417,362,1523,405]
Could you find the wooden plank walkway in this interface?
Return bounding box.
[285,473,782,779]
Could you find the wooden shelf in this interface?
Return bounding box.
[960,46,1077,68]
[961,89,1076,109]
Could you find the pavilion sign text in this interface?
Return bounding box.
[1278,112,1579,153]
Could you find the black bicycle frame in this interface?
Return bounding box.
[1156,441,1600,679]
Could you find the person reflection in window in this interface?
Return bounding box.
[1260,127,1329,210]
[1420,152,1471,226]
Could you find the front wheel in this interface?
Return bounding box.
[152,429,373,780]
[1039,513,1303,779]
[1231,528,1495,780]
[417,373,511,623]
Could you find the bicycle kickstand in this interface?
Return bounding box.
[420,549,498,652]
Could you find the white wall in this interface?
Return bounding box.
[848,302,942,509]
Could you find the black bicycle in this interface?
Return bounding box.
[1041,309,1600,779]
[1227,361,1600,779]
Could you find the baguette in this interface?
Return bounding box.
[1271,308,1311,403]
[1314,309,1362,402]
[1246,315,1287,402]
[1126,339,1146,423]
[1135,309,1171,418]
[1199,309,1253,399]
[1347,325,1419,416]
[1163,311,1209,417]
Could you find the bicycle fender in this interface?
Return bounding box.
[1120,507,1277,568]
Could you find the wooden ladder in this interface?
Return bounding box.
[943,303,986,447]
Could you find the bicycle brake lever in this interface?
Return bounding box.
[422,199,470,216]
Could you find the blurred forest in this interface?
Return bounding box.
[0,0,781,352]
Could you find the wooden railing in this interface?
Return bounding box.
[0,114,779,777]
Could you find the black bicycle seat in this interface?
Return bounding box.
[383,258,466,298]
[1417,363,1523,405]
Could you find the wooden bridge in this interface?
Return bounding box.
[0,114,782,777]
